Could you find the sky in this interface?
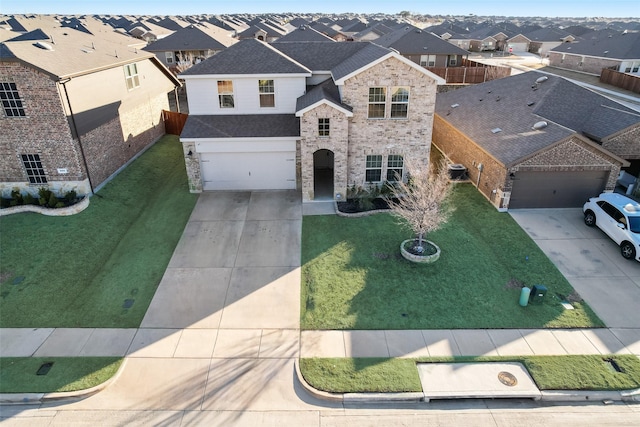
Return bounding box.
[1,0,639,18]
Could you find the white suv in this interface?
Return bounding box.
[583,192,640,261]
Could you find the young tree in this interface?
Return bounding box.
[384,159,454,254]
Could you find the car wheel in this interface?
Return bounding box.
[621,241,636,260]
[584,210,596,226]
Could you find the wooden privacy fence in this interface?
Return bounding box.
[600,68,640,94]
[426,59,510,84]
[163,110,188,135]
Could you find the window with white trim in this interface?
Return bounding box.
[368,87,386,118]
[449,56,457,66]
[165,52,174,64]
[258,79,275,107]
[124,63,140,90]
[420,54,436,67]
[21,154,47,184]
[217,80,234,108]
[386,155,404,181]
[318,118,330,136]
[365,155,382,182]
[390,87,409,119]
[0,82,25,117]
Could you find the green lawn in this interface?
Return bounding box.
[301,183,603,330]
[0,357,122,393]
[300,355,640,393]
[0,135,198,328]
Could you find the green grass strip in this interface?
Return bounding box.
[300,355,640,393]
[0,357,122,393]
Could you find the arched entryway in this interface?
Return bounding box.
[313,149,334,200]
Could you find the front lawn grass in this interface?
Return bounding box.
[300,355,640,393]
[301,183,602,330]
[0,135,198,327]
[0,357,122,393]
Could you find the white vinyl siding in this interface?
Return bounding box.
[184,76,306,115]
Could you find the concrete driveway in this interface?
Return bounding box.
[510,208,640,328]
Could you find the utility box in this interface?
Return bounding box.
[529,284,547,304]
[448,164,467,180]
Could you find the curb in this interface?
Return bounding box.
[0,358,127,405]
[294,360,640,404]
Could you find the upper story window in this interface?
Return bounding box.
[420,54,436,67]
[1,82,25,117]
[365,155,382,182]
[124,63,140,90]
[165,52,174,64]
[21,154,47,184]
[318,118,330,136]
[217,80,234,108]
[258,79,275,107]
[368,87,386,119]
[390,87,409,119]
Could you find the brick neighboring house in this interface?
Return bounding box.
[549,30,640,75]
[178,38,444,201]
[433,71,637,210]
[0,21,180,197]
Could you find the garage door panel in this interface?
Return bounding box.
[509,170,608,209]
[201,152,295,191]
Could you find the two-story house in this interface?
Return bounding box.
[179,38,444,201]
[0,20,179,197]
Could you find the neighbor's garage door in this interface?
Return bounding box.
[508,42,528,52]
[201,151,296,191]
[509,170,608,208]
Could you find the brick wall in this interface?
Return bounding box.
[602,124,640,160]
[548,52,622,75]
[0,62,88,196]
[340,56,438,192]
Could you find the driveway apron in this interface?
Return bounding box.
[510,208,640,328]
[53,190,335,413]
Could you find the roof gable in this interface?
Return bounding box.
[295,78,353,117]
[144,25,226,52]
[180,38,310,76]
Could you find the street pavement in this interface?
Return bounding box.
[1,193,639,425]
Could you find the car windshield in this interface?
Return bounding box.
[628,216,640,233]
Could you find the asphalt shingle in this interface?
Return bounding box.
[181,114,300,139]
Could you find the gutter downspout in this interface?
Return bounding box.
[60,78,95,195]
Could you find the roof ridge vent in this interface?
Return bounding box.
[535,76,548,83]
[533,121,548,130]
[35,41,54,51]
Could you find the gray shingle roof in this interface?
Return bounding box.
[331,43,392,82]
[375,25,470,56]
[271,41,370,71]
[143,25,226,52]
[180,38,310,76]
[181,114,300,138]
[295,78,353,113]
[551,31,640,59]
[275,26,335,42]
[435,71,640,166]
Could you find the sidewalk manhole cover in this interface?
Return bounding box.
[498,371,518,387]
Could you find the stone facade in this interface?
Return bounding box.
[182,141,202,192]
[297,56,439,201]
[602,124,640,160]
[432,115,621,209]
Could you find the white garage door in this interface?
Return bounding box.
[201,151,296,190]
[508,42,528,52]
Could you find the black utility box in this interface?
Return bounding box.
[529,284,547,304]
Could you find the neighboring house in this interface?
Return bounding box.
[237,21,286,42]
[466,26,511,51]
[525,27,575,55]
[548,30,640,75]
[143,25,229,72]
[0,22,180,197]
[432,71,638,210]
[376,25,469,68]
[178,38,444,201]
[275,26,335,43]
[308,22,348,41]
